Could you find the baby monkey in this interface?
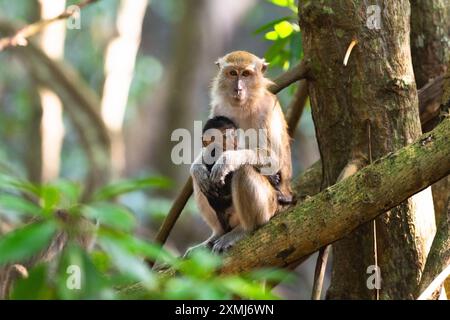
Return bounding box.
[201,116,293,234]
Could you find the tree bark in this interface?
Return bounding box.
[410,0,450,88]
[411,1,450,256]
[299,0,436,299]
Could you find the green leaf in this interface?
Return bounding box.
[56,244,113,300]
[265,31,278,41]
[0,194,42,217]
[274,21,294,39]
[98,231,177,265]
[83,203,136,231]
[0,221,57,265]
[253,16,295,35]
[267,0,297,12]
[99,237,156,288]
[268,0,290,7]
[50,180,82,205]
[0,174,39,196]
[265,37,289,63]
[11,264,51,299]
[92,176,172,201]
[178,248,222,277]
[220,276,279,300]
[39,185,60,213]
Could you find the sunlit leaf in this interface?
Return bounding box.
[83,203,136,231]
[267,0,297,12]
[274,21,294,39]
[269,0,290,7]
[92,176,172,201]
[253,16,295,34]
[265,30,278,41]
[0,221,57,265]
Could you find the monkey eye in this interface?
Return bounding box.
[229,70,238,76]
[242,70,251,77]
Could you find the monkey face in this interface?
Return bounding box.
[215,51,269,106]
[202,128,237,166]
[202,128,237,151]
[223,67,256,103]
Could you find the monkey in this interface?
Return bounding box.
[200,116,293,235]
[188,51,293,254]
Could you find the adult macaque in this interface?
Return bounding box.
[189,51,293,253]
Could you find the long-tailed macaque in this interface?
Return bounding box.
[199,116,292,235]
[189,51,293,253]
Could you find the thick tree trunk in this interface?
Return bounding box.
[411,0,450,234]
[299,0,436,299]
[410,0,450,88]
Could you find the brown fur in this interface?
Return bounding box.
[189,51,293,253]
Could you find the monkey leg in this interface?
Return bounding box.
[232,165,278,229]
[212,165,278,253]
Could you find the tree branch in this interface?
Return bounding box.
[0,0,99,51]
[417,200,450,299]
[219,117,450,274]
[154,73,446,250]
[268,60,310,94]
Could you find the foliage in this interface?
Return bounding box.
[256,0,302,70]
[0,170,291,299]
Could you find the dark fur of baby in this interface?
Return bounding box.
[202,116,293,232]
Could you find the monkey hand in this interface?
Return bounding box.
[191,163,220,198]
[210,151,242,185]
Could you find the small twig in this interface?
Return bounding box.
[311,245,330,300]
[268,60,311,94]
[367,119,380,300]
[0,0,99,51]
[417,265,450,300]
[287,80,309,137]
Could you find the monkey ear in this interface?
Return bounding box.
[261,59,269,73]
[215,57,225,69]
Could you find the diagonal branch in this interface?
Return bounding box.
[0,0,99,51]
[219,117,450,274]
[154,73,447,250]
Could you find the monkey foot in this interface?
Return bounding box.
[212,228,248,253]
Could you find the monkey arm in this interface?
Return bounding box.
[190,153,219,198]
[210,148,280,185]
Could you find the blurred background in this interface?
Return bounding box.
[0,0,323,299]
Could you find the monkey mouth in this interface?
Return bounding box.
[232,93,245,102]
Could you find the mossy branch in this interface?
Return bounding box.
[219,117,450,274]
